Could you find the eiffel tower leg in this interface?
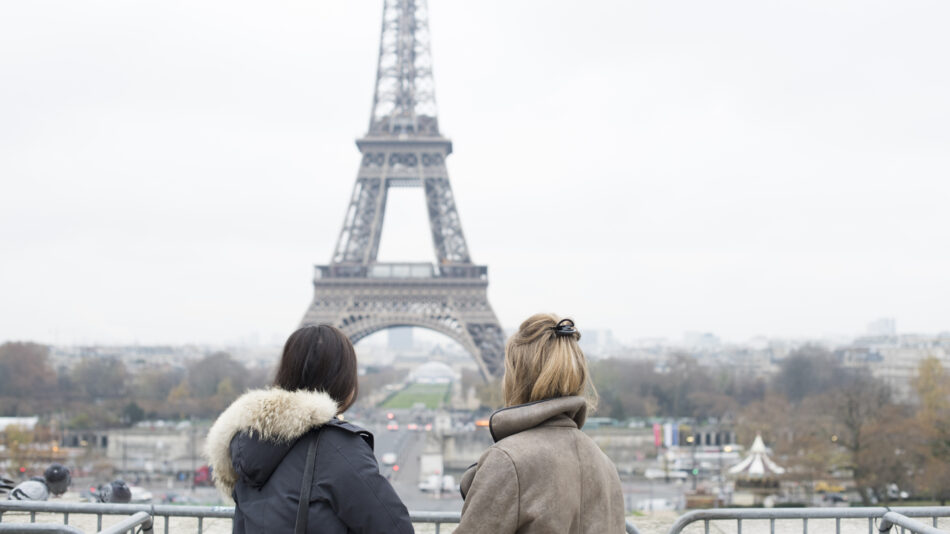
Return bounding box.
[332,177,388,264]
[465,321,506,379]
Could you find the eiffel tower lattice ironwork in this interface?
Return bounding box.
[300,0,505,378]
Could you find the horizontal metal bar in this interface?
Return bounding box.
[880,512,950,534]
[0,502,233,520]
[0,502,464,527]
[0,525,85,534]
[889,508,950,519]
[665,507,950,534]
[0,502,642,533]
[406,511,459,523]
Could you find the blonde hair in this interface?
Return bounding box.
[502,313,598,410]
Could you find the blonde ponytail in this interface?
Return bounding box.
[502,313,598,411]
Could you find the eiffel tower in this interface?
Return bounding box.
[300,0,505,378]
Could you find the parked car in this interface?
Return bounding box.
[419,474,456,493]
[193,465,214,487]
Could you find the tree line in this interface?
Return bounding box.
[0,342,271,427]
[0,342,408,427]
[588,347,950,505]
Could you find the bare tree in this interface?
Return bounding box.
[185,352,247,398]
[828,370,892,504]
[71,357,129,400]
[912,357,950,504]
[0,342,56,403]
[772,345,847,404]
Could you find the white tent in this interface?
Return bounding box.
[728,434,785,478]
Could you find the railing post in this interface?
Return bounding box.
[878,514,893,533]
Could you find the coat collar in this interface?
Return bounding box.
[489,396,588,442]
[203,388,338,498]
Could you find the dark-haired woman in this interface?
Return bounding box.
[205,325,414,534]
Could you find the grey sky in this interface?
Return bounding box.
[2,1,948,346]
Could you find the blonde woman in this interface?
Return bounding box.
[454,314,625,533]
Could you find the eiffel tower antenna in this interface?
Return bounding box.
[301,0,506,379]
[368,0,439,138]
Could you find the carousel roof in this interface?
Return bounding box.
[728,434,786,477]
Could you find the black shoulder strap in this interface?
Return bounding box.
[295,430,322,534]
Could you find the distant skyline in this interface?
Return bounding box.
[2,1,949,346]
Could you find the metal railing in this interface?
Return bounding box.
[4,502,947,534]
[96,512,152,534]
[0,501,225,534]
[0,501,642,534]
[665,506,950,534]
[880,511,949,534]
[0,526,85,534]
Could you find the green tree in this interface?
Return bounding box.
[121,402,146,426]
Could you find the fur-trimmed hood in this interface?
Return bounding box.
[204,388,338,497]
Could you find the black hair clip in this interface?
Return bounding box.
[553,318,577,337]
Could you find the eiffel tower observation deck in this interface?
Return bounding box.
[300,0,506,379]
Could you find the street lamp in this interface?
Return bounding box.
[686,435,697,490]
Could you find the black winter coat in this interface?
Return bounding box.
[205,389,414,534]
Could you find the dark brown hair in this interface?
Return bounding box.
[273,325,359,413]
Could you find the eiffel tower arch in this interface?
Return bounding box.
[301,0,506,379]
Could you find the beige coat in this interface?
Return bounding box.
[455,396,626,534]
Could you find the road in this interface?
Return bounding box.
[368,421,464,513]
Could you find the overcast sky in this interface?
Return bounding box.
[2,1,949,347]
